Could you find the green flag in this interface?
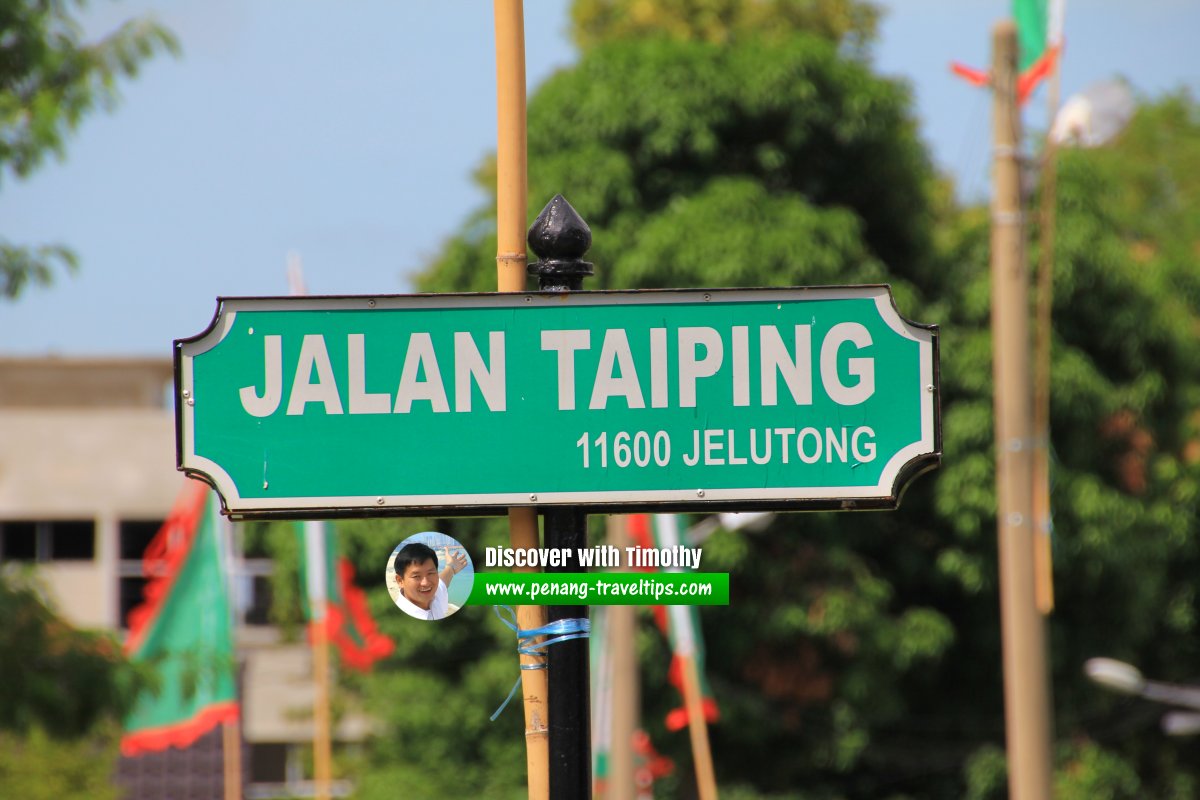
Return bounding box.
[1013,0,1063,102]
[1014,0,1049,72]
[121,481,238,756]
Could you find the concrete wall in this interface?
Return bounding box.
[0,357,368,759]
[0,358,182,629]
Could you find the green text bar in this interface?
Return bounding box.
[466,572,729,606]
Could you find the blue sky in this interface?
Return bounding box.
[3,1,1197,356]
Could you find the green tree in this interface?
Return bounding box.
[422,74,1200,800]
[413,28,963,800]
[570,0,881,54]
[319,11,1200,798]
[0,570,149,799]
[0,724,125,800]
[1,0,177,299]
[258,515,537,800]
[422,34,935,302]
[1028,95,1200,799]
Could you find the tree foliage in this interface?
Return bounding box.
[419,33,934,302]
[927,95,1200,797]
[411,30,960,800]
[0,570,147,798]
[353,16,1200,800]
[0,0,177,299]
[258,515,539,800]
[570,0,881,55]
[0,723,124,800]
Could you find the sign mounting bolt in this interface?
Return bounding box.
[530,494,538,502]
[696,489,705,498]
[376,496,385,505]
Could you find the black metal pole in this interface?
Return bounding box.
[543,507,590,795]
[528,195,594,799]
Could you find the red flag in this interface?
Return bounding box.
[628,514,719,732]
[949,0,1064,105]
[297,522,394,671]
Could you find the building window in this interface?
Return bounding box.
[234,559,274,627]
[119,520,163,560]
[248,743,288,784]
[117,519,273,629]
[0,520,94,562]
[119,519,164,630]
[49,520,96,560]
[119,576,149,630]
[0,521,37,560]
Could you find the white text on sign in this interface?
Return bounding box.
[237,323,876,417]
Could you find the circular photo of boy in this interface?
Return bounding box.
[386,532,474,620]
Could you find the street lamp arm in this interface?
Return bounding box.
[1141,680,1200,712]
[1086,658,1200,713]
[1162,711,1200,737]
[1085,658,1146,695]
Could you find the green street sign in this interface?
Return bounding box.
[175,287,939,518]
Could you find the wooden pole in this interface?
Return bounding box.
[313,598,333,800]
[493,4,550,798]
[1032,17,1064,616]
[679,653,719,800]
[494,0,528,293]
[510,510,551,800]
[990,21,1054,800]
[607,516,638,800]
[222,719,242,800]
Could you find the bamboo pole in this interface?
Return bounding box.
[1032,17,1064,616]
[494,4,550,798]
[990,21,1054,800]
[679,654,719,800]
[222,719,242,800]
[494,0,528,294]
[607,515,638,800]
[313,599,333,800]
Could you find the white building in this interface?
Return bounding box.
[0,356,365,799]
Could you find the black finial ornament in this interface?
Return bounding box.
[527,194,594,291]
